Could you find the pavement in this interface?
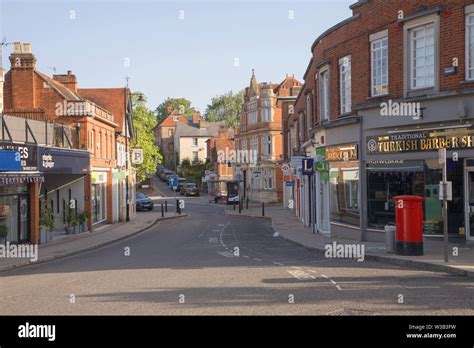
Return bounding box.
[225,203,474,277]
[0,186,187,273]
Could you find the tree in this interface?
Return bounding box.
[131,92,162,181]
[204,90,244,128]
[155,97,195,124]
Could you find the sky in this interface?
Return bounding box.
[0,0,353,113]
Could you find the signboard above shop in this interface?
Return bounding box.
[0,142,38,171]
[38,147,89,174]
[326,144,358,161]
[367,129,474,155]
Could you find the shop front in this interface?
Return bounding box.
[364,127,474,240]
[0,142,42,244]
[91,171,108,224]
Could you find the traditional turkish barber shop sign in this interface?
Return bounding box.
[367,129,474,155]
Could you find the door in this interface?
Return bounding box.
[466,171,474,240]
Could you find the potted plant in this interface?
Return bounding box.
[40,202,55,244]
[64,205,76,235]
[0,224,7,245]
[77,210,88,233]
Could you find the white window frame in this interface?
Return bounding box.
[250,136,258,154]
[409,22,435,90]
[319,67,330,122]
[263,169,274,190]
[466,13,474,81]
[192,137,198,146]
[339,55,352,114]
[370,33,389,96]
[262,134,273,157]
[192,151,199,163]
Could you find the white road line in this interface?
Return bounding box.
[330,279,337,285]
[243,255,250,259]
[404,286,440,289]
[273,262,284,266]
[254,258,262,262]
[321,274,329,279]
[336,285,342,291]
[308,270,318,274]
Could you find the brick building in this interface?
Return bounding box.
[235,71,301,203]
[2,42,133,241]
[206,126,235,196]
[291,0,474,242]
[154,109,189,170]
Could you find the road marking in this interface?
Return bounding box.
[287,269,316,280]
[254,258,262,262]
[336,285,342,291]
[243,255,250,258]
[212,229,220,232]
[273,262,284,266]
[217,251,234,258]
[209,237,218,243]
[321,274,329,279]
[404,286,440,289]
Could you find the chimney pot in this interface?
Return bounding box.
[68,70,72,75]
[22,43,31,53]
[13,42,21,53]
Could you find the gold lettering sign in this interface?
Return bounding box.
[326,144,358,161]
[367,129,474,155]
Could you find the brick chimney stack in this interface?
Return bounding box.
[192,111,199,124]
[8,42,37,109]
[199,114,205,129]
[53,70,77,93]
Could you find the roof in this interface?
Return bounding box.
[78,88,128,132]
[36,71,82,101]
[158,111,190,127]
[175,121,225,138]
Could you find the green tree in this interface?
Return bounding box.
[155,97,195,124]
[204,90,244,128]
[131,92,162,181]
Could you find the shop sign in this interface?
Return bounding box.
[0,150,21,171]
[92,172,107,184]
[367,129,474,155]
[302,158,314,176]
[0,142,37,171]
[326,144,358,161]
[113,171,126,180]
[314,147,327,171]
[38,147,90,174]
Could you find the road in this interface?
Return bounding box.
[0,178,473,315]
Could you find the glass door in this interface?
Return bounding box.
[467,171,474,240]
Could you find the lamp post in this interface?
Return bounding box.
[124,77,145,222]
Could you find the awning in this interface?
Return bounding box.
[0,172,44,185]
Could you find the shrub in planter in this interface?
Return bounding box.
[76,210,88,233]
[0,224,7,245]
[40,202,55,244]
[64,205,76,235]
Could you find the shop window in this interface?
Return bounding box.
[329,164,360,226]
[366,159,464,235]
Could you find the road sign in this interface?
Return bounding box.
[281,163,290,174]
[302,158,314,175]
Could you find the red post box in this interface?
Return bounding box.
[393,195,424,256]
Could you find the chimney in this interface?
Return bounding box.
[192,112,199,124]
[218,125,227,138]
[53,70,78,92]
[199,115,205,129]
[8,42,37,109]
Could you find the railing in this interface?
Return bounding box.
[0,113,80,149]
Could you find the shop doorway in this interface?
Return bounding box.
[466,169,474,241]
[0,193,30,244]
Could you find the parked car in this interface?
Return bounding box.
[160,171,173,182]
[181,182,200,196]
[175,178,187,192]
[136,192,154,211]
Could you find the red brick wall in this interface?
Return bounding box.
[307,0,474,124]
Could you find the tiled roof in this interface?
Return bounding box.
[175,121,225,138]
[158,111,190,127]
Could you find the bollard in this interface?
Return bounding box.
[176,199,179,214]
[161,203,164,218]
[239,199,242,214]
[165,200,168,212]
[262,202,265,217]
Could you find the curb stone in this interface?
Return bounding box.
[0,214,188,274]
